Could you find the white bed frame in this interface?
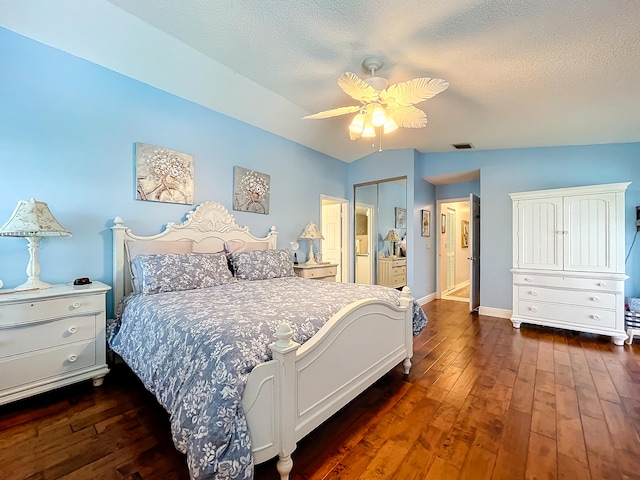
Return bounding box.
[112,201,414,480]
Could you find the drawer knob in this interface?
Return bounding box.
[68,326,78,334]
[529,290,537,296]
[524,277,532,282]
[529,306,538,313]
[68,354,78,363]
[597,282,606,287]
[590,314,600,321]
[72,302,81,309]
[591,296,600,303]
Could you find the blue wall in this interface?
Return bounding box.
[3,27,639,316]
[0,28,347,314]
[420,145,640,309]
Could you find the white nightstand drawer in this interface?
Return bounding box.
[513,273,623,292]
[303,265,336,278]
[0,315,96,359]
[293,264,337,281]
[0,340,96,391]
[517,300,616,329]
[517,286,616,309]
[0,294,104,328]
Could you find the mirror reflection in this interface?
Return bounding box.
[354,177,407,287]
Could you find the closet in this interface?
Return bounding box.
[510,182,630,345]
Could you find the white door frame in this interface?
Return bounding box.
[436,197,472,299]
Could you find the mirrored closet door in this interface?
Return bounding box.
[354,177,407,287]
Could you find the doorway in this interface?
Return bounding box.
[438,199,471,303]
[320,196,348,282]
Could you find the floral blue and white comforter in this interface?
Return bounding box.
[109,277,427,479]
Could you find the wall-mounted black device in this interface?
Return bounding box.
[636,205,640,232]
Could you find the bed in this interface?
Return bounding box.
[109,201,427,480]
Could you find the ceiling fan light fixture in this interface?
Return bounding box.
[370,104,387,127]
[383,117,398,134]
[303,56,448,148]
[361,122,376,138]
[349,113,365,134]
[364,76,389,91]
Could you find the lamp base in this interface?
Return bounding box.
[306,241,318,265]
[15,277,52,290]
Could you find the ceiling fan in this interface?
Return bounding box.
[304,57,449,141]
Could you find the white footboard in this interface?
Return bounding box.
[245,288,414,479]
[241,359,280,464]
[293,296,412,439]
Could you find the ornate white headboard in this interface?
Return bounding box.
[111,201,277,312]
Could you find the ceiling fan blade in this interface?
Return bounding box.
[338,72,380,104]
[389,105,428,128]
[380,78,449,107]
[303,105,361,119]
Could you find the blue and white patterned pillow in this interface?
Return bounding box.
[132,252,235,295]
[229,249,295,281]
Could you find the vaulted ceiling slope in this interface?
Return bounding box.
[3,1,640,162]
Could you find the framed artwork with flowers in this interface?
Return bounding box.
[135,143,194,205]
[233,166,271,214]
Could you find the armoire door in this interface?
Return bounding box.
[513,197,563,270]
[563,192,619,273]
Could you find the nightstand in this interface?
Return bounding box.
[377,257,407,288]
[293,263,338,282]
[0,281,111,405]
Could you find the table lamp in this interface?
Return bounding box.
[384,229,401,257]
[299,221,324,265]
[0,199,71,290]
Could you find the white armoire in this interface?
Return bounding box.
[510,182,630,345]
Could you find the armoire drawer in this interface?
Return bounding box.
[517,286,616,309]
[513,273,624,292]
[0,340,97,391]
[0,315,96,359]
[517,300,616,329]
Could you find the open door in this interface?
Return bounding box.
[321,197,347,282]
[469,193,480,312]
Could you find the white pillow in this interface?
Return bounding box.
[226,239,270,253]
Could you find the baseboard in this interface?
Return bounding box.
[417,292,437,306]
[418,294,512,320]
[478,306,512,319]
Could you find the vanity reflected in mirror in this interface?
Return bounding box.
[354,176,407,287]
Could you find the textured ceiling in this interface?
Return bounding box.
[3,1,640,162]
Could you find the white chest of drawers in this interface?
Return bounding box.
[0,282,111,405]
[377,257,407,288]
[510,182,629,345]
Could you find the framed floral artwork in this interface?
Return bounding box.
[135,143,194,205]
[395,207,407,229]
[461,220,469,248]
[421,209,430,237]
[233,166,270,214]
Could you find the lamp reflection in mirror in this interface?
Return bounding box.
[384,229,401,257]
[299,221,324,265]
[0,199,71,290]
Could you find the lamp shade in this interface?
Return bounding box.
[384,229,401,242]
[299,221,324,240]
[0,199,71,290]
[0,199,71,237]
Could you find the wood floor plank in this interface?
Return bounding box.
[555,383,588,465]
[525,431,557,480]
[2,300,639,480]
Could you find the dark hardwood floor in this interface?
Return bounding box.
[2,299,640,479]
